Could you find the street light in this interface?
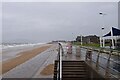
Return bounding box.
[81,35,83,46]
[99,12,106,48]
[72,33,74,41]
[102,27,105,48]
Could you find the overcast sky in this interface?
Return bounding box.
[2,2,118,43]
[2,0,120,2]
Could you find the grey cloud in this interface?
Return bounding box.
[2,2,118,43]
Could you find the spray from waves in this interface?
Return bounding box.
[1,43,46,50]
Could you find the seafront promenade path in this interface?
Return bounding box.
[3,44,58,78]
[58,43,120,79]
[2,42,120,79]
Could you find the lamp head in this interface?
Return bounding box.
[99,12,103,15]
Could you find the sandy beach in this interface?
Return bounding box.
[40,64,54,75]
[2,44,52,74]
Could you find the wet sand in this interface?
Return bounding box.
[2,45,52,74]
[40,64,54,75]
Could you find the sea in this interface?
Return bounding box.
[1,43,46,50]
[0,42,46,62]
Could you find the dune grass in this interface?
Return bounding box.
[73,42,100,48]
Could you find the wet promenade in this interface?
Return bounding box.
[2,43,120,79]
[3,44,58,78]
[62,43,120,79]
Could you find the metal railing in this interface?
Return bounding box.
[56,43,63,80]
[84,47,120,79]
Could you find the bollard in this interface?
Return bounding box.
[86,49,92,61]
[105,50,112,78]
[76,46,81,57]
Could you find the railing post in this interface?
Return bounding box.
[85,48,92,62]
[76,46,81,57]
[85,49,88,61]
[96,48,102,70]
[60,44,62,80]
[85,48,93,79]
[57,43,62,80]
[105,49,112,79]
[56,44,60,80]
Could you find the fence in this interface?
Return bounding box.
[84,47,120,79]
[56,43,63,80]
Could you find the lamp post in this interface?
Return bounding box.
[72,33,74,42]
[81,35,83,46]
[99,12,106,48]
[102,27,105,48]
